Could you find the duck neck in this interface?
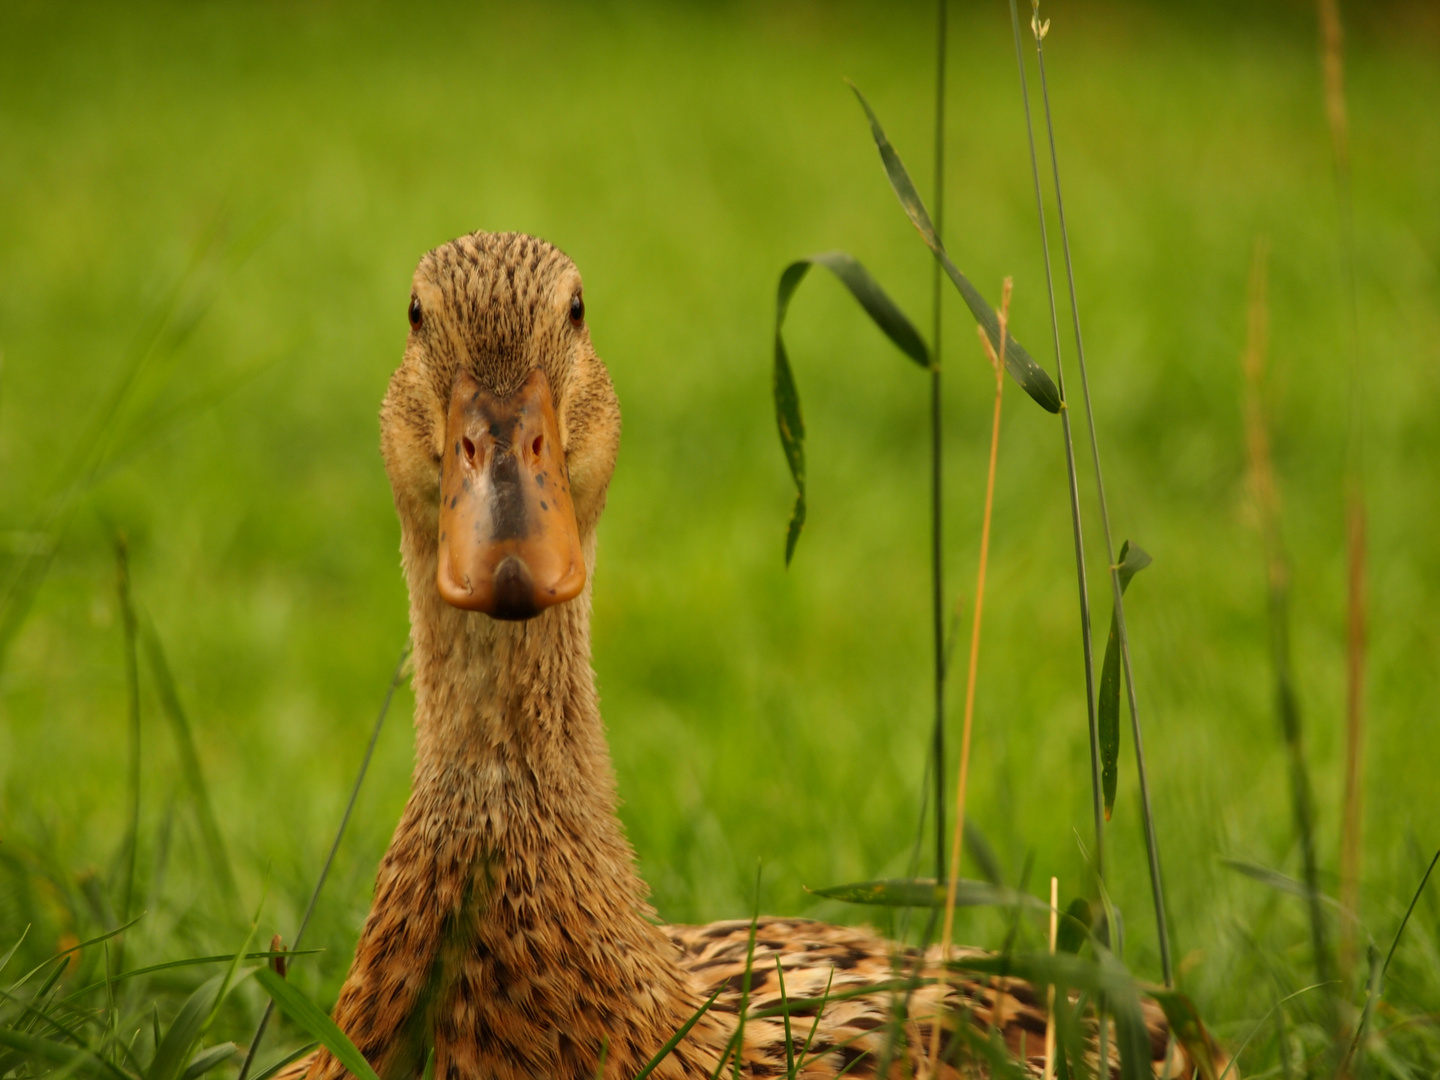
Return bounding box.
[323,534,701,1080]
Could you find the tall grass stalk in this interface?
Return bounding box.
[928,0,949,889]
[113,536,142,980]
[1239,238,1333,998]
[1023,0,1173,985]
[1003,0,1105,883]
[1316,0,1367,985]
[236,643,411,1080]
[928,282,1009,1076]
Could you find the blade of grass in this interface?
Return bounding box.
[113,535,142,981]
[1025,0,1172,983]
[63,952,317,1005]
[1337,847,1440,1073]
[0,1026,131,1080]
[5,917,145,998]
[253,970,379,1080]
[181,1043,238,1080]
[148,972,230,1080]
[772,252,929,563]
[928,0,950,917]
[845,84,1060,414]
[808,878,1044,912]
[140,617,238,906]
[247,1041,319,1080]
[774,958,794,1080]
[631,988,723,1080]
[930,284,1011,1076]
[236,643,410,1080]
[1316,0,1368,990]
[0,204,244,678]
[1099,542,1152,821]
[1004,0,1104,885]
[1239,238,1333,999]
[1043,876,1058,1080]
[731,865,761,1080]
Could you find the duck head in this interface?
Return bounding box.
[380,232,621,620]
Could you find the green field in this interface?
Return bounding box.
[2,0,1438,1073]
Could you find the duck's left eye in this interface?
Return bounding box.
[408,297,423,329]
[569,294,584,326]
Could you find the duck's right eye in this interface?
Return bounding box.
[408,297,423,328]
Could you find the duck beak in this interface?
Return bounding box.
[437,368,586,620]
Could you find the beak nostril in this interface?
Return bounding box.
[531,435,543,459]
[462,436,478,464]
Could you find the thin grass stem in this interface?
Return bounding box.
[1005,0,1104,881]
[929,0,949,891]
[113,536,142,980]
[236,642,411,1080]
[1240,238,1333,1001]
[927,283,1009,1077]
[1027,0,1172,984]
[1317,0,1367,987]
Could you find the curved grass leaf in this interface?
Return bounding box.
[0,1027,130,1080]
[249,1042,319,1080]
[808,877,1044,911]
[63,951,318,1005]
[774,253,929,563]
[149,970,251,1080]
[631,986,722,1080]
[181,1043,239,1080]
[847,83,1061,415]
[1056,897,1093,955]
[254,969,380,1080]
[142,618,238,902]
[1100,541,1151,820]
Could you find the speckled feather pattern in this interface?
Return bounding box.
[285,233,1207,1080]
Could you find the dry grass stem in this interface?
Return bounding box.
[926,278,1010,1077]
[1043,876,1058,1080]
[1318,0,1366,984]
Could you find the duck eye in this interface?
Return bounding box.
[408,297,422,329]
[569,294,584,326]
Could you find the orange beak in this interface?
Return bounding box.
[437,368,586,620]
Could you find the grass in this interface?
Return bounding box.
[1,0,1439,1074]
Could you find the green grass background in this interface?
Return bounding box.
[1,0,1438,1068]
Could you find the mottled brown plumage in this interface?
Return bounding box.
[293,232,1209,1080]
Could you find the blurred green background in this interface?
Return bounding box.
[1,0,1437,1056]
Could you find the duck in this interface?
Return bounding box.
[291,231,1206,1080]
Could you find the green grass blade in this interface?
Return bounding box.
[253,969,379,1080]
[630,987,722,1080]
[774,959,794,1080]
[0,1026,131,1080]
[1056,897,1093,955]
[773,253,929,563]
[63,952,316,1005]
[238,643,409,1080]
[1099,541,1152,820]
[248,1042,319,1080]
[180,1043,238,1080]
[140,618,238,903]
[809,877,1044,911]
[0,928,29,980]
[1338,847,1440,1073]
[963,820,1004,887]
[6,916,145,998]
[845,82,1060,414]
[148,972,227,1080]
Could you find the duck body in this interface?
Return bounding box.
[296,232,1199,1080]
